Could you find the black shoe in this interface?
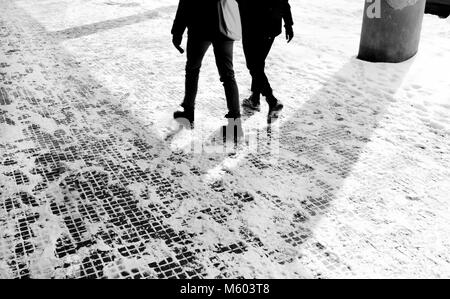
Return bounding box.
[267,95,284,120]
[242,93,261,111]
[174,109,194,128]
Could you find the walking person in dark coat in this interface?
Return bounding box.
[236,0,294,118]
[171,0,241,126]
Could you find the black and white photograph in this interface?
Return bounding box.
[0,0,449,284]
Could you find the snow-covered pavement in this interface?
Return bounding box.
[0,0,449,278]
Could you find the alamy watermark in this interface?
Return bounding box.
[172,117,281,160]
[366,0,382,19]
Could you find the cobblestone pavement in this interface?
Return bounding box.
[1,0,450,279]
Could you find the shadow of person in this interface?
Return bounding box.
[194,57,413,268]
[0,1,215,279]
[280,56,412,206]
[273,58,413,259]
[0,0,416,279]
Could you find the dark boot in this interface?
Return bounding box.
[174,108,194,128]
[266,94,284,119]
[242,93,261,111]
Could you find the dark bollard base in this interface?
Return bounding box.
[358,0,426,63]
[357,49,418,64]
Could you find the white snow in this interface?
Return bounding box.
[0,0,449,278]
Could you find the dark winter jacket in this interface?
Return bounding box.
[171,0,225,40]
[236,0,294,38]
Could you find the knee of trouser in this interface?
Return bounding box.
[249,65,265,76]
[219,70,236,83]
[185,64,201,76]
[246,59,260,72]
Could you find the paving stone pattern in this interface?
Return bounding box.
[0,0,449,278]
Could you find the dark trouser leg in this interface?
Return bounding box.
[182,38,211,110]
[212,40,241,118]
[243,36,275,97]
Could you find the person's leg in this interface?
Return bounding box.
[241,36,262,110]
[248,36,283,119]
[243,36,274,100]
[212,40,241,119]
[181,38,211,110]
[255,36,275,98]
[242,36,261,96]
